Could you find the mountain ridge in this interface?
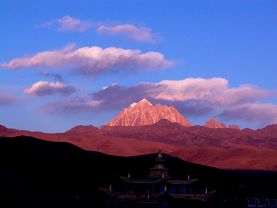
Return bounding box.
[107,98,191,127]
[1,120,277,170]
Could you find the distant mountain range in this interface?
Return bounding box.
[1,120,277,170]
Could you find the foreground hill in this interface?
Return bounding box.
[0,136,276,207]
[0,122,277,170]
[0,136,217,207]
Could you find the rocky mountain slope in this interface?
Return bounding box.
[107,98,191,126]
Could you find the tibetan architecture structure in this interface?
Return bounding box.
[100,151,216,208]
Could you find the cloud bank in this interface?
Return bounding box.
[148,78,269,106]
[90,77,270,111]
[1,45,173,75]
[42,77,277,126]
[25,81,75,96]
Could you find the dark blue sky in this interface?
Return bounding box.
[0,0,276,132]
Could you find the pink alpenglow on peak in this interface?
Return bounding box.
[205,118,240,129]
[205,118,227,129]
[137,98,153,106]
[107,98,191,127]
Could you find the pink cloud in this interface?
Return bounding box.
[150,78,269,106]
[1,45,173,75]
[97,24,160,43]
[57,16,93,32]
[39,16,94,32]
[24,81,75,96]
[39,16,160,44]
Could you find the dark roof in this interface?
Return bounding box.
[120,176,200,185]
[99,188,216,201]
[167,179,199,185]
[167,192,215,201]
[120,177,163,184]
[150,166,168,171]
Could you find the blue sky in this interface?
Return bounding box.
[0,0,276,132]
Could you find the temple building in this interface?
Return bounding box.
[100,151,216,208]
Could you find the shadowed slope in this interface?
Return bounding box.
[0,136,276,207]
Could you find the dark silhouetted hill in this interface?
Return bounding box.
[0,136,276,207]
